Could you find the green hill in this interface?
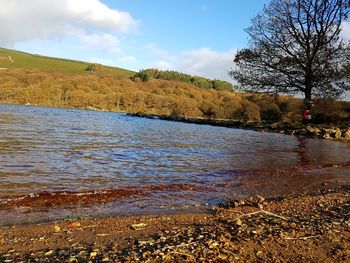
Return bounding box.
[0,47,134,77]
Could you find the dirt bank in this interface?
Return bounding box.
[1,186,349,262]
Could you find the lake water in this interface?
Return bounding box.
[1,104,350,225]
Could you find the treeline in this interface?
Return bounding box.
[133,69,235,92]
[0,69,349,124]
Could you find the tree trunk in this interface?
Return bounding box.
[304,89,312,101]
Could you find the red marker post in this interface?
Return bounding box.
[302,100,313,124]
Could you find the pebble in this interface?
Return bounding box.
[1,189,349,262]
[68,222,81,228]
[236,218,243,227]
[89,251,97,258]
[68,256,78,262]
[54,225,61,233]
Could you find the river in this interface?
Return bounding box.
[0,104,350,225]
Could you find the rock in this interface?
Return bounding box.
[131,223,147,230]
[68,257,78,262]
[138,238,155,245]
[239,200,245,206]
[256,195,265,203]
[343,129,350,139]
[68,222,81,228]
[306,126,316,134]
[323,127,342,139]
[323,133,332,140]
[335,128,342,139]
[96,233,109,237]
[305,126,321,136]
[271,123,279,129]
[256,250,264,259]
[54,225,61,233]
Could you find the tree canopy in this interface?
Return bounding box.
[133,69,236,92]
[230,0,350,100]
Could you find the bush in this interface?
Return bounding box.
[212,80,235,92]
[133,70,150,82]
[239,101,261,122]
[257,101,282,123]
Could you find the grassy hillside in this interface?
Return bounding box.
[0,47,134,77]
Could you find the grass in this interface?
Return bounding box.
[0,47,134,77]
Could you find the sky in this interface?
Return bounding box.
[0,0,349,83]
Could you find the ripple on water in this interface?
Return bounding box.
[0,104,350,224]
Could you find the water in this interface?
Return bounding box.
[0,104,350,225]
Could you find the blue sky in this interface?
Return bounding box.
[0,0,268,82]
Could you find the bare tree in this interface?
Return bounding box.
[230,0,350,101]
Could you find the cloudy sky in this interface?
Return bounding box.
[0,0,349,83]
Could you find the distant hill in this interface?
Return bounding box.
[0,47,134,77]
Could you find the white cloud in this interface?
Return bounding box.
[146,47,235,82]
[341,22,350,40]
[67,0,137,33]
[151,60,174,70]
[0,0,138,48]
[88,57,114,66]
[78,32,121,53]
[118,56,138,63]
[145,43,176,62]
[177,48,235,82]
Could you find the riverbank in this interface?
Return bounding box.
[129,112,350,141]
[3,102,350,141]
[1,186,349,262]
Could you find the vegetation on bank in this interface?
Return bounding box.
[0,47,349,125]
[133,69,235,92]
[1,69,350,124]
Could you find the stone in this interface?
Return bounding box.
[323,133,332,140]
[68,222,81,228]
[343,129,350,139]
[68,257,78,263]
[54,225,61,233]
[306,126,316,134]
[131,223,147,230]
[335,128,342,139]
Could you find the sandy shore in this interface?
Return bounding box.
[0,186,349,262]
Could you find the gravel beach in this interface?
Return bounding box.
[1,186,349,262]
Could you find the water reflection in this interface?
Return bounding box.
[0,104,350,224]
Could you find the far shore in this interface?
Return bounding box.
[2,102,350,142]
[128,112,350,141]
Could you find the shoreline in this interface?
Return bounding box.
[2,102,350,141]
[1,103,350,261]
[1,185,349,262]
[128,112,350,141]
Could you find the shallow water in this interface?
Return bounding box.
[0,104,350,225]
